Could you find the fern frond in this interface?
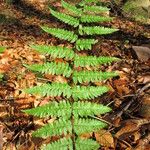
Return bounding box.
[83,5,110,13]
[79,26,118,35]
[73,71,118,83]
[30,45,75,59]
[41,137,73,150]
[74,118,107,135]
[72,85,109,100]
[24,83,71,98]
[41,26,78,43]
[75,39,98,51]
[61,0,82,16]
[22,100,71,118]
[76,138,99,150]
[24,62,72,77]
[33,119,72,137]
[81,15,112,23]
[49,8,79,27]
[73,101,111,117]
[74,55,120,67]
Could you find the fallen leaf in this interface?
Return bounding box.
[132,46,150,61]
[95,129,114,148]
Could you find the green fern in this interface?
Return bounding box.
[75,39,98,50]
[74,55,119,67]
[24,83,71,98]
[49,8,79,27]
[24,62,72,77]
[30,45,75,59]
[74,118,107,135]
[23,0,120,149]
[41,26,78,43]
[61,0,82,16]
[41,138,73,150]
[80,15,112,23]
[23,101,111,118]
[79,26,119,35]
[33,119,72,137]
[23,100,72,118]
[75,138,99,150]
[72,85,109,100]
[73,71,118,83]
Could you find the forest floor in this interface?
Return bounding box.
[0,1,150,150]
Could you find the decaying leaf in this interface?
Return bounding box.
[132,46,150,62]
[95,129,114,148]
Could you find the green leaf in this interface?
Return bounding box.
[0,46,6,53]
[75,39,98,51]
[41,137,73,150]
[72,85,109,100]
[30,45,75,60]
[49,8,79,27]
[76,138,100,150]
[73,101,111,118]
[74,118,107,135]
[73,70,118,83]
[24,83,72,98]
[24,62,72,77]
[61,0,82,16]
[74,55,120,67]
[33,119,72,137]
[79,26,119,35]
[41,26,78,43]
[23,100,71,119]
[81,15,112,23]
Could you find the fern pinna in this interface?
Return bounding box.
[23,0,119,149]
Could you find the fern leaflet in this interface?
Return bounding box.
[41,137,73,150]
[23,100,71,118]
[24,62,72,77]
[73,70,118,83]
[50,8,79,27]
[75,39,98,50]
[61,0,82,16]
[74,55,119,67]
[41,26,78,43]
[72,85,109,100]
[24,83,71,98]
[30,45,75,59]
[79,26,119,35]
[73,101,111,117]
[76,138,99,150]
[33,119,72,137]
[74,118,107,135]
[81,15,112,23]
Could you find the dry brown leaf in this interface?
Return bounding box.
[113,79,130,95]
[115,119,150,139]
[95,129,114,148]
[132,46,150,62]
